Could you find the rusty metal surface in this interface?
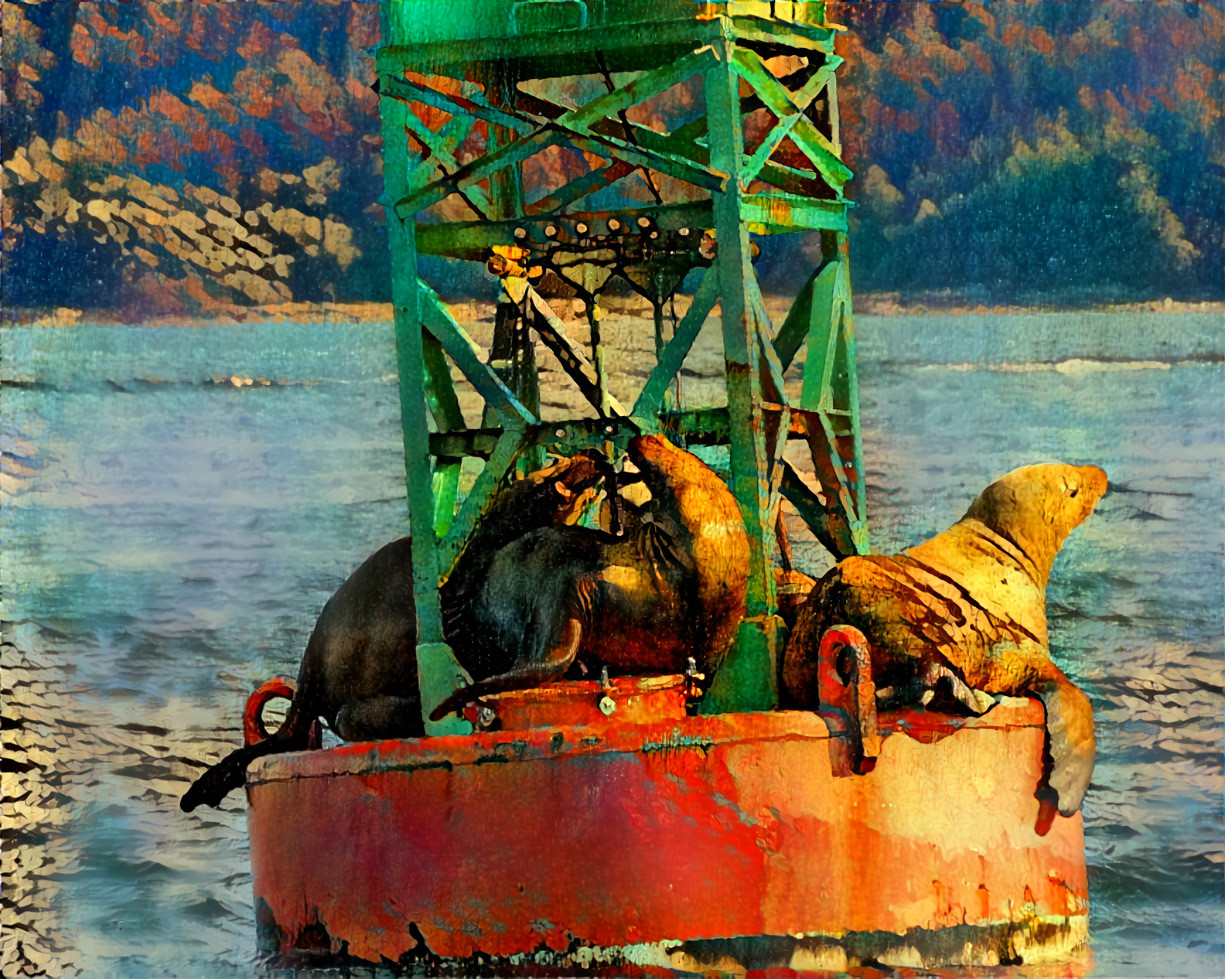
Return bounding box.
[243,677,321,750]
[248,693,1087,966]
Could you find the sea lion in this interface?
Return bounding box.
[180,453,606,812]
[782,462,1108,818]
[432,433,750,717]
[774,568,816,633]
[180,537,422,812]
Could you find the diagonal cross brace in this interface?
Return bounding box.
[437,427,526,575]
[524,286,628,417]
[398,109,492,219]
[392,52,726,219]
[742,63,838,186]
[731,49,852,191]
[631,265,721,426]
[418,282,537,426]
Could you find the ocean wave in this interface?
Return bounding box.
[920,355,1221,374]
[2,375,340,392]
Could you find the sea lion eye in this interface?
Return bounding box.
[1069,487,1079,498]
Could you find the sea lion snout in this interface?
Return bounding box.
[1074,464,1109,507]
[625,433,673,465]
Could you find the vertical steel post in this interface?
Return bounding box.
[378,52,470,735]
[700,34,781,714]
[822,67,868,554]
[833,230,869,554]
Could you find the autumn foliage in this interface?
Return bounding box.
[2,1,1220,318]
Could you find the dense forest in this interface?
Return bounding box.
[2,0,1221,317]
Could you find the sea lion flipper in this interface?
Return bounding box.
[334,696,425,743]
[180,736,286,812]
[429,617,584,721]
[181,690,319,812]
[181,747,248,812]
[1034,668,1096,816]
[919,661,997,716]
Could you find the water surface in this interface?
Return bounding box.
[2,311,1221,976]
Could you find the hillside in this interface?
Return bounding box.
[2,0,1220,318]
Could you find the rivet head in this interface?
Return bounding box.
[598,696,616,716]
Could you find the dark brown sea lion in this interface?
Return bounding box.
[179,537,421,812]
[180,454,606,812]
[782,462,1108,818]
[432,433,750,717]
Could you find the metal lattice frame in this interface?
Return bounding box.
[377,1,867,728]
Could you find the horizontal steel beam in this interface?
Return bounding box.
[414,202,715,260]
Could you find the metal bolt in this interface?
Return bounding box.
[598,696,616,716]
[476,706,496,728]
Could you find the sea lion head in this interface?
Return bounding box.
[625,433,685,495]
[964,462,1108,585]
[483,453,606,540]
[626,433,679,465]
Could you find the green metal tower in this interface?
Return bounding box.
[376,0,868,730]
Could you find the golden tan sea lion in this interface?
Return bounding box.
[783,463,1108,818]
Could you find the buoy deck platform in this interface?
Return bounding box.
[247,676,1088,973]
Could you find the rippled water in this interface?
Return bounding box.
[2,309,1221,976]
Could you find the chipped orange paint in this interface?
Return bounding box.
[248,683,1087,964]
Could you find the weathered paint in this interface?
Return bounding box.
[248,687,1087,967]
[377,40,471,737]
[242,677,320,750]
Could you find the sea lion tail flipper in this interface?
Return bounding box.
[180,744,260,812]
[179,735,289,813]
[429,617,584,722]
[180,693,317,813]
[1034,669,1096,817]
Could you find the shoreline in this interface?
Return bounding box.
[5,295,1222,328]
